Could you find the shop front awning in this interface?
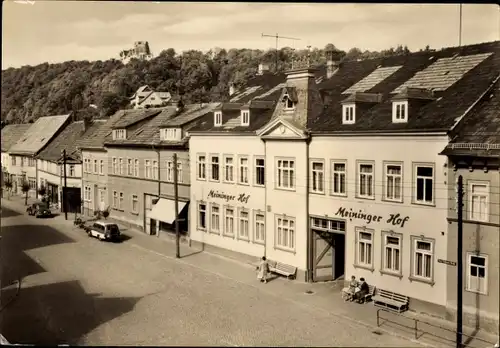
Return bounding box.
[149,198,187,224]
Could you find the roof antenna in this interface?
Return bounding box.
[261,33,301,73]
[458,4,463,47]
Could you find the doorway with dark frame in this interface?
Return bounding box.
[310,217,346,282]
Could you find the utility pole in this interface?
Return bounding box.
[456,175,464,348]
[173,153,180,258]
[458,4,463,47]
[261,33,301,73]
[62,149,68,220]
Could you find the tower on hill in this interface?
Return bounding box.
[119,41,153,64]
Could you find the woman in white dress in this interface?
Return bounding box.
[257,256,269,284]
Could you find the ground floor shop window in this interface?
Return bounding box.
[410,236,434,283]
[381,231,402,275]
[466,252,488,295]
[275,216,295,251]
[355,227,374,269]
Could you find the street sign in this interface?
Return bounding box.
[438,259,457,266]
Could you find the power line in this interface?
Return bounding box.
[261,33,301,73]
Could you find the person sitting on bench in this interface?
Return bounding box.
[343,275,358,301]
[354,277,369,303]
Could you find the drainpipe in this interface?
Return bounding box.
[305,134,312,283]
[263,139,268,259]
[153,144,161,237]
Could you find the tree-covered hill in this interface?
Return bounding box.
[1,44,420,124]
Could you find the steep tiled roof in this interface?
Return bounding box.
[161,103,220,127]
[111,109,163,129]
[74,120,108,150]
[9,114,71,155]
[37,121,91,162]
[1,124,31,152]
[441,77,500,157]
[310,41,500,133]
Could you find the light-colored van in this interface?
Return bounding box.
[87,221,121,242]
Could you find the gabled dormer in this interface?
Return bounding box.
[113,129,127,140]
[341,93,382,125]
[281,87,298,111]
[214,111,222,127]
[241,109,250,126]
[391,87,435,124]
[160,127,182,141]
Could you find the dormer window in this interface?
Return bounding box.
[241,110,250,126]
[342,104,356,124]
[113,129,127,140]
[214,111,222,127]
[160,127,182,141]
[281,89,297,111]
[392,101,408,123]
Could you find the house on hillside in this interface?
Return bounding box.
[7,114,71,197]
[103,101,219,234]
[129,85,172,109]
[1,124,31,191]
[188,40,500,326]
[36,118,96,213]
[120,41,153,65]
[440,77,500,334]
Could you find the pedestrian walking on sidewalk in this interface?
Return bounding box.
[257,256,269,284]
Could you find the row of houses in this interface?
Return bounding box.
[1,41,499,333]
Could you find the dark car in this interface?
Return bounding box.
[27,201,52,218]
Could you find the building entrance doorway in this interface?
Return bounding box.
[310,217,346,282]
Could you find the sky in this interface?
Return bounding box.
[2,2,499,69]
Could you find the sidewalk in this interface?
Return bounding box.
[2,196,498,348]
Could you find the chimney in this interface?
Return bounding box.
[229,83,236,96]
[83,116,92,132]
[258,63,270,75]
[326,48,341,79]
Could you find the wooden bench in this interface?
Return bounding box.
[342,283,376,303]
[372,289,409,313]
[268,260,297,279]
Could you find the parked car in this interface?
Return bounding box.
[26,201,52,218]
[87,221,121,242]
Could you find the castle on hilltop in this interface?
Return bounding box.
[119,41,153,64]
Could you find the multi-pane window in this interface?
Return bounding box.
[131,194,138,213]
[99,160,104,175]
[467,253,488,294]
[127,158,133,176]
[152,160,158,180]
[176,162,183,183]
[119,192,124,210]
[413,239,433,281]
[84,186,92,202]
[357,229,373,267]
[415,165,434,204]
[11,156,16,166]
[211,155,220,181]
[99,189,105,208]
[255,213,265,243]
[358,163,374,198]
[133,159,139,177]
[214,112,222,126]
[383,234,401,273]
[276,217,295,250]
[393,101,408,122]
[224,156,234,182]
[112,158,117,174]
[239,157,249,184]
[311,161,324,193]
[93,160,98,173]
[166,161,174,182]
[277,159,295,189]
[239,210,249,239]
[241,111,250,125]
[255,158,265,186]
[28,178,36,189]
[469,182,489,222]
[145,160,152,179]
[119,158,124,175]
[197,155,206,180]
[343,104,355,123]
[331,161,346,195]
[145,195,153,211]
[210,204,220,232]
[224,207,234,236]
[113,191,118,209]
[69,165,75,177]
[198,203,207,230]
[385,164,403,201]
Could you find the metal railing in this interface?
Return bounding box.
[376,308,496,347]
[450,143,500,150]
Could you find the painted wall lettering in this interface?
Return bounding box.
[207,190,250,204]
[335,207,410,228]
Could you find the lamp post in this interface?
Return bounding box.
[61,149,68,220]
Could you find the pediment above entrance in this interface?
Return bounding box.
[256,117,308,140]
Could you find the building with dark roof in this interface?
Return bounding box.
[1,123,31,190]
[7,114,71,197]
[36,120,96,211]
[440,77,500,333]
[186,40,500,329]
